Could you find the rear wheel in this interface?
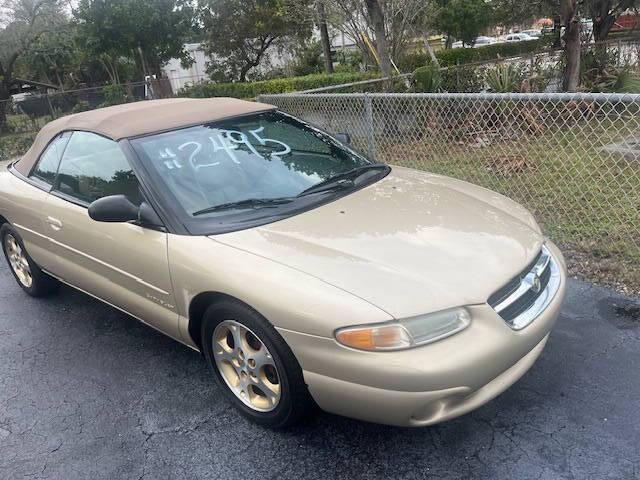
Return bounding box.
[201,299,315,428]
[1,224,59,297]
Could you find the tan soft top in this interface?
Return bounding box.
[13,97,275,176]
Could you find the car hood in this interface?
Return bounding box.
[212,167,544,319]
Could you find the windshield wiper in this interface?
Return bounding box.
[297,164,389,197]
[192,197,294,216]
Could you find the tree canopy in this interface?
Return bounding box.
[198,0,314,82]
[73,0,196,81]
[434,0,494,46]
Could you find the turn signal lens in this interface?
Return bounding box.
[335,308,471,351]
[335,324,411,351]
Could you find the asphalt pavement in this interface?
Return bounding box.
[0,257,639,479]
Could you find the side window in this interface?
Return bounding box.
[55,131,142,205]
[30,133,70,185]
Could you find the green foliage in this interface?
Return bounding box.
[335,50,364,72]
[485,63,524,92]
[440,64,484,92]
[434,0,493,46]
[71,100,91,113]
[180,72,377,99]
[291,40,324,77]
[99,84,127,107]
[74,0,195,79]
[413,64,443,92]
[585,66,640,93]
[435,39,550,67]
[580,45,640,93]
[397,51,431,74]
[14,17,77,89]
[199,0,313,82]
[0,133,37,161]
[609,69,640,93]
[401,39,551,77]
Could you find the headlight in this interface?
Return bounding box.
[335,308,471,351]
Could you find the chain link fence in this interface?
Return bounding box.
[260,92,640,282]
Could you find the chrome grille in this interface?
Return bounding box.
[489,246,560,330]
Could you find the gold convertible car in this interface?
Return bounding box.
[0,98,567,427]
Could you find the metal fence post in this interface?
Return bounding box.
[45,94,56,120]
[364,93,376,160]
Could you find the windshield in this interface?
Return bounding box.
[130,111,374,219]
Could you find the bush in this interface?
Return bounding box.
[71,100,91,114]
[486,64,524,92]
[398,51,431,73]
[0,133,37,161]
[440,64,485,92]
[405,38,554,74]
[99,84,127,107]
[435,38,551,67]
[179,72,378,99]
[413,64,443,92]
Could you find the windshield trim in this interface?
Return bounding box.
[125,111,391,236]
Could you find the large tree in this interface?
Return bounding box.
[199,0,313,82]
[434,0,493,47]
[16,18,76,89]
[0,0,62,131]
[73,0,195,82]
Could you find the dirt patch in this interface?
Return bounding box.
[562,242,640,298]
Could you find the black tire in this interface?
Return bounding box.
[201,299,315,428]
[1,224,59,297]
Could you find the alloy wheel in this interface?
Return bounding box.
[212,320,281,412]
[4,234,32,288]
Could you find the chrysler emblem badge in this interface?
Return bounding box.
[531,273,542,293]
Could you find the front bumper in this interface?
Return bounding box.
[277,241,567,427]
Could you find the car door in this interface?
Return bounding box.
[10,132,72,273]
[42,131,181,341]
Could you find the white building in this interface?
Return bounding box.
[162,32,359,92]
[163,43,210,92]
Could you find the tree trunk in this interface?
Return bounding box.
[365,0,392,77]
[592,15,617,43]
[423,30,439,67]
[552,14,562,48]
[0,81,11,134]
[317,1,334,74]
[239,62,254,82]
[561,0,581,92]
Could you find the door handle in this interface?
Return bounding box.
[46,216,63,231]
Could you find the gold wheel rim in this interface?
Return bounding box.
[4,234,32,288]
[212,320,281,412]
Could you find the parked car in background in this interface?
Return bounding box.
[520,30,542,38]
[452,36,498,49]
[0,98,567,428]
[505,33,536,43]
[473,36,498,47]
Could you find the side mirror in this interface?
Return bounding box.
[334,132,352,145]
[89,195,164,228]
[88,195,140,223]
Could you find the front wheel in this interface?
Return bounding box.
[1,224,59,297]
[201,299,315,428]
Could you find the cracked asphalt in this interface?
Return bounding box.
[0,258,639,480]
